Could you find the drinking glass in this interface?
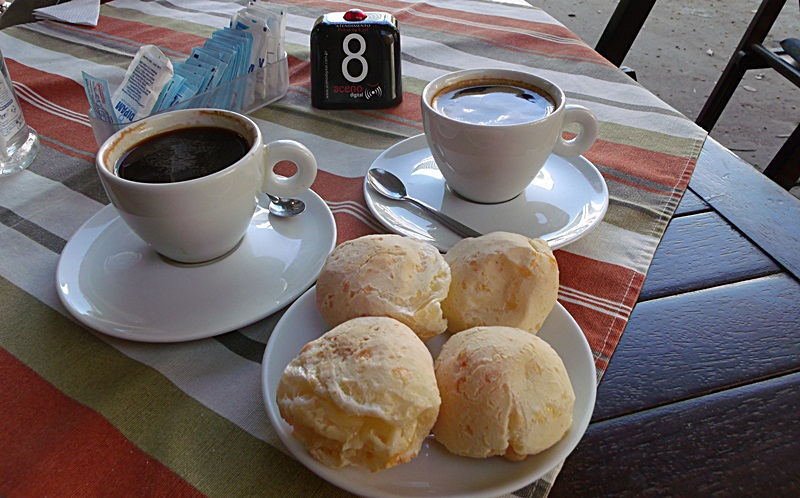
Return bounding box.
[0,49,39,176]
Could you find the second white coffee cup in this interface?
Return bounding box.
[96,108,317,264]
[421,68,598,204]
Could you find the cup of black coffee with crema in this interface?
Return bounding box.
[421,69,598,204]
[96,108,317,264]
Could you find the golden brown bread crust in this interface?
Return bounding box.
[316,234,451,341]
[277,317,441,471]
[441,232,559,334]
[433,326,575,460]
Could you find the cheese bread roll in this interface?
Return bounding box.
[442,232,558,334]
[277,317,441,471]
[316,234,451,341]
[433,326,574,461]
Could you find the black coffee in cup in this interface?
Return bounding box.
[116,127,249,183]
[432,79,555,126]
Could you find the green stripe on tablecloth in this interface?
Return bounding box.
[25,145,108,205]
[285,40,310,61]
[19,21,183,60]
[398,27,610,75]
[253,103,414,151]
[599,123,703,158]
[400,76,435,97]
[569,92,687,119]
[0,278,348,498]
[275,94,423,133]
[7,27,133,68]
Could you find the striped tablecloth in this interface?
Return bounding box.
[0,1,707,496]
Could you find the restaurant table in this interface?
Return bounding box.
[1,1,798,497]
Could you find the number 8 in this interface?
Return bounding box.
[342,33,368,83]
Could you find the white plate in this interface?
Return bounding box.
[56,191,336,342]
[262,287,597,498]
[363,134,609,252]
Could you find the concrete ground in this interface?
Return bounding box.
[526,0,800,197]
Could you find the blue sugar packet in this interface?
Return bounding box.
[82,71,117,124]
[187,48,228,92]
[216,28,253,75]
[232,11,267,72]
[175,61,213,94]
[215,28,254,80]
[192,48,234,108]
[154,73,185,112]
[198,44,236,84]
[163,79,201,110]
[204,39,239,80]
[174,63,205,88]
[206,33,251,108]
[166,63,206,108]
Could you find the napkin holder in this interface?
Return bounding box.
[89,54,289,147]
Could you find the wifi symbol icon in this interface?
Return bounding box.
[365,86,383,100]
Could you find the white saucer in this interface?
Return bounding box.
[363,134,609,252]
[262,286,597,498]
[56,190,336,343]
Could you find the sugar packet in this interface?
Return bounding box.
[82,71,117,124]
[232,2,286,98]
[111,45,173,123]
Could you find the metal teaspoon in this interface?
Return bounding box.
[367,168,482,238]
[267,193,306,217]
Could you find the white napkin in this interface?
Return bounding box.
[34,0,100,27]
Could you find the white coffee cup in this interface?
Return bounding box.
[421,68,598,204]
[96,108,317,264]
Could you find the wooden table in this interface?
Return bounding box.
[551,138,800,496]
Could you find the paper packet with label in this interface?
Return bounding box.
[247,1,285,64]
[232,2,286,98]
[111,45,173,123]
[82,71,117,124]
[210,29,253,109]
[153,73,185,112]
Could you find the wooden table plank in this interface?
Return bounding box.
[674,188,710,216]
[595,273,800,421]
[640,211,780,300]
[690,137,800,279]
[551,371,800,497]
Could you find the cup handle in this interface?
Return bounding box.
[261,140,318,198]
[553,105,599,157]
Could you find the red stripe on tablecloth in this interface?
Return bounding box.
[6,60,92,119]
[293,0,602,63]
[43,17,205,57]
[310,169,365,203]
[5,59,97,157]
[0,348,204,498]
[394,8,598,62]
[555,250,646,370]
[310,169,381,244]
[273,161,379,243]
[586,141,698,191]
[334,214,381,244]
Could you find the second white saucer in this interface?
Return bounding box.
[363,134,609,252]
[56,190,336,343]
